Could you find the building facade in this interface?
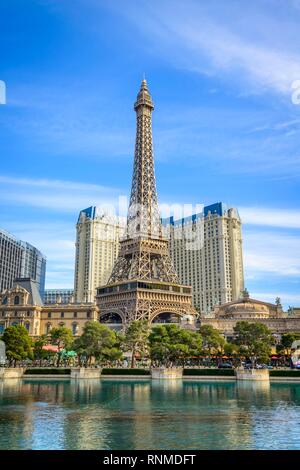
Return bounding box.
[0,278,98,337]
[0,228,46,299]
[44,289,74,305]
[74,207,125,303]
[200,289,300,340]
[162,202,244,314]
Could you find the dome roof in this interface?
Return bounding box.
[226,302,269,314]
[217,298,273,319]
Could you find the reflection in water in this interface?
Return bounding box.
[236,380,271,402]
[1,379,300,449]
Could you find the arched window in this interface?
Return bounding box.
[46,323,52,334]
[2,296,7,305]
[11,321,18,327]
[72,322,78,336]
[152,312,181,324]
[100,313,122,324]
[0,323,4,334]
[25,322,30,332]
[14,296,20,305]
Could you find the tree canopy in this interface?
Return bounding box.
[122,320,150,368]
[2,325,32,365]
[33,335,50,362]
[149,324,202,367]
[199,324,225,354]
[233,321,274,365]
[279,333,300,354]
[49,326,73,366]
[73,321,121,365]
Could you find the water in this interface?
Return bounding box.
[0,378,300,450]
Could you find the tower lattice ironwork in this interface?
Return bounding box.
[97,80,198,325]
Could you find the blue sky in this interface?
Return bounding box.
[0,0,300,308]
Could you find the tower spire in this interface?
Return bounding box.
[127,79,161,239]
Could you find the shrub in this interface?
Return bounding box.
[183,368,235,376]
[24,368,71,375]
[270,370,300,377]
[102,368,150,375]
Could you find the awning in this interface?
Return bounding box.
[42,345,59,353]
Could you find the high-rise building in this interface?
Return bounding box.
[74,207,125,303]
[44,288,74,305]
[0,228,46,298]
[162,202,244,314]
[97,79,197,326]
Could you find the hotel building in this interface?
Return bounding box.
[0,228,46,298]
[74,207,125,303]
[162,202,244,314]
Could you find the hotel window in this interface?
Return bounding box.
[72,323,79,336]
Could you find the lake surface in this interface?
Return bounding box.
[0,378,300,450]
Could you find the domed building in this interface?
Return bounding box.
[200,289,300,341]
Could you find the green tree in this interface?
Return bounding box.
[73,321,121,366]
[280,333,300,354]
[199,325,225,355]
[223,342,240,366]
[122,320,150,368]
[33,335,50,364]
[49,327,73,366]
[233,321,274,367]
[2,325,33,366]
[149,324,202,367]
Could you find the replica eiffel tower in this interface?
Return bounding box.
[97,80,198,326]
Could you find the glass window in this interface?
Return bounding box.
[72,323,78,335]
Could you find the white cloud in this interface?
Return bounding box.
[115,0,300,96]
[0,174,125,212]
[251,292,300,307]
[240,207,300,229]
[0,175,116,192]
[243,231,300,277]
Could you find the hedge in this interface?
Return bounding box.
[24,368,71,375]
[270,370,300,377]
[102,368,151,375]
[183,368,235,376]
